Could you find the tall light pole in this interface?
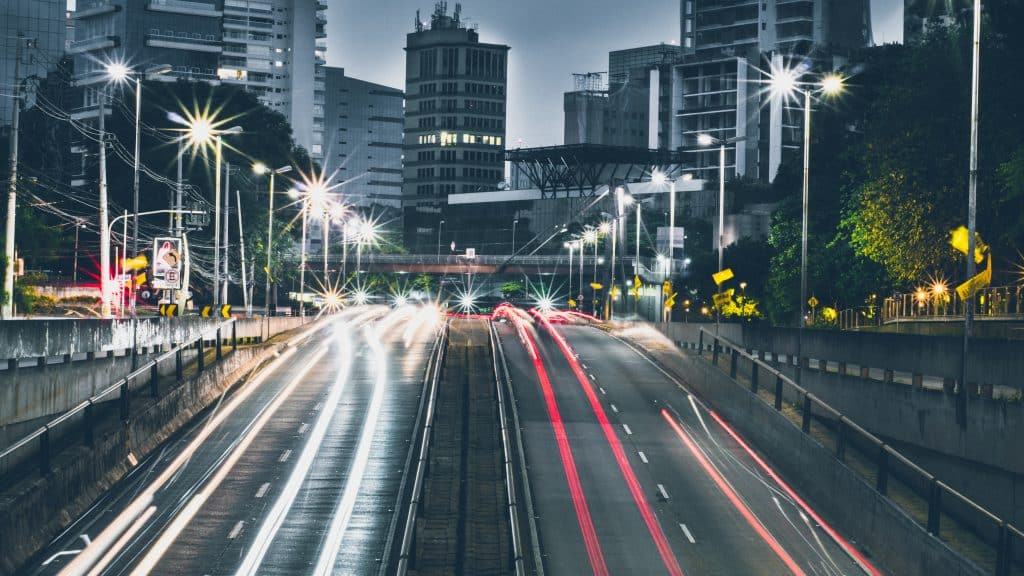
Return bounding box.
[98,85,112,317]
[960,0,982,427]
[768,67,845,374]
[437,219,445,263]
[512,218,519,255]
[254,163,291,315]
[73,221,85,285]
[565,241,575,307]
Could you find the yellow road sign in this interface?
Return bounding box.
[712,268,734,286]
[220,304,232,319]
[662,281,672,297]
[808,296,819,309]
[950,226,987,264]
[955,254,992,300]
[713,289,735,307]
[201,305,212,318]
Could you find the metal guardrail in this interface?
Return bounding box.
[696,327,1023,575]
[0,319,239,484]
[396,320,449,575]
[882,285,1024,324]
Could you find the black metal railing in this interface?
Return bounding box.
[697,327,1023,576]
[0,319,239,486]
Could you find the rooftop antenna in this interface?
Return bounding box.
[415,9,423,31]
[454,2,462,24]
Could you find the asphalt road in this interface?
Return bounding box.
[30,306,439,576]
[496,318,873,576]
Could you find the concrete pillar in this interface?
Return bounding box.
[883,369,894,384]
[943,378,956,394]
[838,362,846,376]
[860,366,870,379]
[7,359,17,371]
[63,354,72,364]
[980,383,993,399]
[912,373,923,390]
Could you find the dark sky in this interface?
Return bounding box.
[327,0,904,149]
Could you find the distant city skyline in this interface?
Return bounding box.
[65,0,904,149]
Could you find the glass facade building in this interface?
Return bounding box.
[1,0,67,127]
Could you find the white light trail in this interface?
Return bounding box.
[234,327,355,576]
[312,325,389,575]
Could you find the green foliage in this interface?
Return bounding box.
[412,273,436,294]
[500,281,524,299]
[718,294,763,322]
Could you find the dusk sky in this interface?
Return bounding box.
[326,0,904,150]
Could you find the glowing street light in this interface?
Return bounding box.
[253,162,292,315]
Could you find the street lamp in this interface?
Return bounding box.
[512,218,519,255]
[696,133,747,280]
[437,219,445,263]
[652,170,678,278]
[254,162,292,315]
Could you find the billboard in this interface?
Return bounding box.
[152,237,182,289]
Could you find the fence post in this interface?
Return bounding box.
[84,401,95,447]
[774,375,783,411]
[40,426,51,476]
[801,395,812,433]
[996,522,1011,576]
[697,330,704,357]
[750,363,759,393]
[150,359,159,398]
[232,321,237,349]
[729,349,738,378]
[836,419,846,462]
[927,479,941,535]
[176,346,183,381]
[120,380,130,423]
[876,446,889,495]
[216,328,223,360]
[712,337,719,365]
[197,338,205,372]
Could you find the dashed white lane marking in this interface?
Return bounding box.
[599,387,606,395]
[255,482,271,498]
[297,422,309,434]
[228,521,245,540]
[278,449,292,463]
[313,401,324,412]
[622,424,632,435]
[657,484,670,500]
[589,373,596,381]
[611,404,619,413]
[680,523,696,544]
[581,363,588,369]
[638,451,649,464]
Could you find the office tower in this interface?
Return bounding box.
[402,2,509,252]
[1,0,66,127]
[323,67,405,208]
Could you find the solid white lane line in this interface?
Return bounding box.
[255,483,270,499]
[297,423,309,434]
[278,450,292,463]
[638,451,649,464]
[622,424,632,435]
[688,394,712,438]
[611,404,619,413]
[657,484,670,500]
[680,523,696,544]
[228,521,245,540]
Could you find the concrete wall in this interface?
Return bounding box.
[0,334,298,576]
[741,326,1024,392]
[648,342,986,576]
[0,317,309,437]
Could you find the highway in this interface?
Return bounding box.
[494,310,877,576]
[30,306,441,576]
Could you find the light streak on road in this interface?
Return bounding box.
[661,409,806,576]
[494,306,608,576]
[58,320,324,576]
[539,317,684,576]
[129,341,336,575]
[313,325,389,575]
[705,409,879,576]
[234,327,356,576]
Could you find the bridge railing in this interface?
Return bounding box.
[0,319,239,487]
[882,284,1024,324]
[697,327,1023,575]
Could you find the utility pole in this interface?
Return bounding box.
[98,85,111,318]
[221,162,231,305]
[2,36,24,319]
[236,189,249,316]
[960,0,982,427]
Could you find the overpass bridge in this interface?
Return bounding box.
[0,311,1019,575]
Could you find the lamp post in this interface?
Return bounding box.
[565,241,575,307]
[437,219,445,263]
[73,220,86,285]
[960,0,982,427]
[512,218,519,255]
[767,66,845,378]
[253,163,291,315]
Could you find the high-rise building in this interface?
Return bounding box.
[323,67,405,208]
[563,73,607,146]
[219,0,328,160]
[670,0,873,182]
[904,0,967,44]
[1,0,66,128]
[69,0,326,159]
[402,2,509,252]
